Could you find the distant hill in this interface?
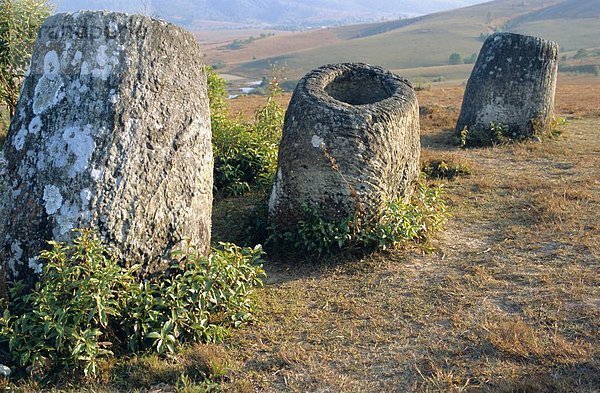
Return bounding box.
[212,0,600,81]
[58,0,488,27]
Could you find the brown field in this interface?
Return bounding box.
[228,74,600,122]
[212,74,600,391]
[206,28,343,69]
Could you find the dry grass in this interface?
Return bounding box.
[5,75,598,392]
[211,76,600,392]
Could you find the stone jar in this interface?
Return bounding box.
[456,32,559,145]
[0,11,213,288]
[269,63,420,230]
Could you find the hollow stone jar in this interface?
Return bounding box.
[269,63,420,230]
[456,32,559,145]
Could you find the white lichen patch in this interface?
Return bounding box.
[311,135,325,148]
[0,152,7,177]
[109,89,120,104]
[91,168,103,181]
[9,241,24,275]
[92,45,120,81]
[80,61,90,77]
[55,201,80,237]
[28,116,42,134]
[72,50,82,66]
[80,188,92,208]
[28,257,43,274]
[45,134,68,168]
[13,127,28,151]
[61,125,96,177]
[43,185,63,215]
[43,51,60,77]
[33,51,65,115]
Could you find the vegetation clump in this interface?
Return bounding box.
[457,117,567,147]
[0,230,265,378]
[208,67,284,196]
[268,181,448,255]
[422,159,471,180]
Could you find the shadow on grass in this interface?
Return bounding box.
[420,128,457,150]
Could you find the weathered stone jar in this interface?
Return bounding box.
[269,63,420,230]
[456,32,559,145]
[0,11,213,287]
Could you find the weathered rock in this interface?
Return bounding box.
[269,63,420,229]
[0,11,212,287]
[456,32,559,146]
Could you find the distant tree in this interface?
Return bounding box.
[464,53,478,64]
[0,0,53,118]
[560,55,567,62]
[448,53,463,65]
[574,48,589,61]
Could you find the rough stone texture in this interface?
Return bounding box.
[456,32,559,145]
[0,11,213,287]
[269,63,420,229]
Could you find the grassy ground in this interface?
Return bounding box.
[213,75,600,392]
[2,77,598,392]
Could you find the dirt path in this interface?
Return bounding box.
[223,118,600,392]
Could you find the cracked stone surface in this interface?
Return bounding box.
[0,11,213,287]
[269,63,420,229]
[456,32,559,145]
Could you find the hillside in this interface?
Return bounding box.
[58,0,487,28]
[210,0,599,81]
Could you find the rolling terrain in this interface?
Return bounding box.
[205,0,600,82]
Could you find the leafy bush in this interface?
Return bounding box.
[0,230,265,378]
[268,181,448,254]
[207,68,284,196]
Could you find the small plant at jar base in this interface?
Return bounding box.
[489,122,510,145]
[0,231,265,379]
[456,126,469,148]
[268,180,448,254]
[457,122,513,147]
[532,116,567,140]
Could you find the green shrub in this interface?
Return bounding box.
[268,180,448,254]
[0,230,265,378]
[207,68,284,196]
[456,122,511,147]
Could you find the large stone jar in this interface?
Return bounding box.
[0,11,213,288]
[456,32,559,145]
[269,63,420,230]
